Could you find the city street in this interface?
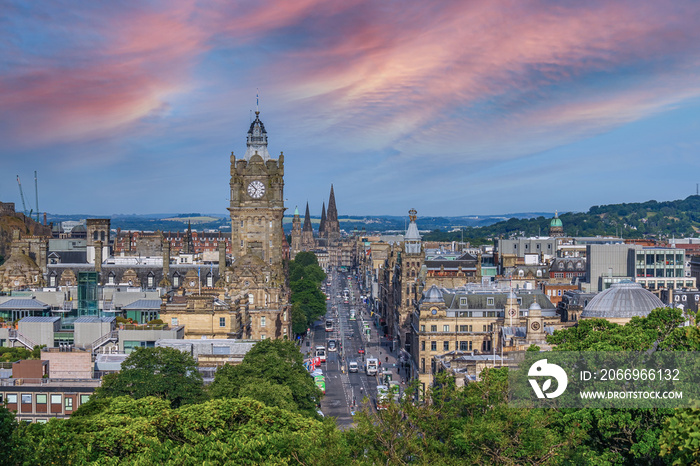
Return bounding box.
[306,269,403,428]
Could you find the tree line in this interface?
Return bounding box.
[423,195,700,244]
[3,309,700,464]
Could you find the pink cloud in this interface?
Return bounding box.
[2,0,700,162]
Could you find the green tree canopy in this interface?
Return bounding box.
[87,347,206,409]
[209,338,321,418]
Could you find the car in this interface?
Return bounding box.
[358,347,365,354]
[328,340,337,352]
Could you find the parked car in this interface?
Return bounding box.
[358,347,365,354]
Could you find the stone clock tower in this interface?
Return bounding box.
[228,111,285,280]
[226,109,291,341]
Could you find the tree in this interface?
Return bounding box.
[15,397,349,465]
[87,347,206,409]
[209,339,322,418]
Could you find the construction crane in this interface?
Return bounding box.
[16,175,28,216]
[34,170,39,222]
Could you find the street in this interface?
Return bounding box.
[305,269,403,428]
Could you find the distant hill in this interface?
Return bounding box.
[40,196,700,242]
[422,195,700,245]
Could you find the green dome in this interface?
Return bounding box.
[550,211,562,227]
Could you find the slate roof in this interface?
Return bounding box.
[18,316,60,323]
[122,299,162,310]
[74,316,116,324]
[0,298,51,310]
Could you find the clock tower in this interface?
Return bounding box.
[228,110,285,280]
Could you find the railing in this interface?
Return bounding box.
[0,378,102,387]
[8,330,38,350]
[86,331,119,351]
[118,324,169,331]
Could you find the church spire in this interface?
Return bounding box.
[303,202,313,232]
[326,184,340,243]
[327,184,338,224]
[319,202,327,235]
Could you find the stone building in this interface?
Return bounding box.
[290,206,302,260]
[225,109,291,340]
[410,284,560,395]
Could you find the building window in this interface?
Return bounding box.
[219,317,226,327]
[431,341,436,351]
[49,275,56,287]
[147,274,154,288]
[443,325,449,332]
[431,325,437,332]
[459,297,467,307]
[36,394,47,405]
[173,274,179,287]
[459,341,469,351]
[421,341,425,351]
[80,395,90,404]
[108,273,115,285]
[283,310,287,321]
[207,274,213,287]
[6,394,17,404]
[50,395,61,405]
[21,394,31,404]
[487,297,494,306]
[443,341,449,351]
[482,325,486,332]
[420,325,425,332]
[65,398,73,411]
[261,334,266,339]
[260,316,266,327]
[171,317,179,326]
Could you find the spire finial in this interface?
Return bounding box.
[256,88,259,114]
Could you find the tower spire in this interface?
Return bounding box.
[319,202,327,236]
[326,184,340,243]
[303,202,313,232]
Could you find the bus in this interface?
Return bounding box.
[325,319,334,332]
[315,346,327,362]
[349,309,356,321]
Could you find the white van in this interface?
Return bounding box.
[348,360,358,373]
[366,358,378,376]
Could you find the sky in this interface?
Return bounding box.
[2,0,700,218]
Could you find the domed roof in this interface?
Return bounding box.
[550,211,563,228]
[421,285,443,303]
[582,282,664,320]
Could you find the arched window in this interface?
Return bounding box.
[173,273,180,287]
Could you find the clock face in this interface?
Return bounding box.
[247,180,265,199]
[508,308,517,317]
[531,322,541,331]
[430,307,438,315]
